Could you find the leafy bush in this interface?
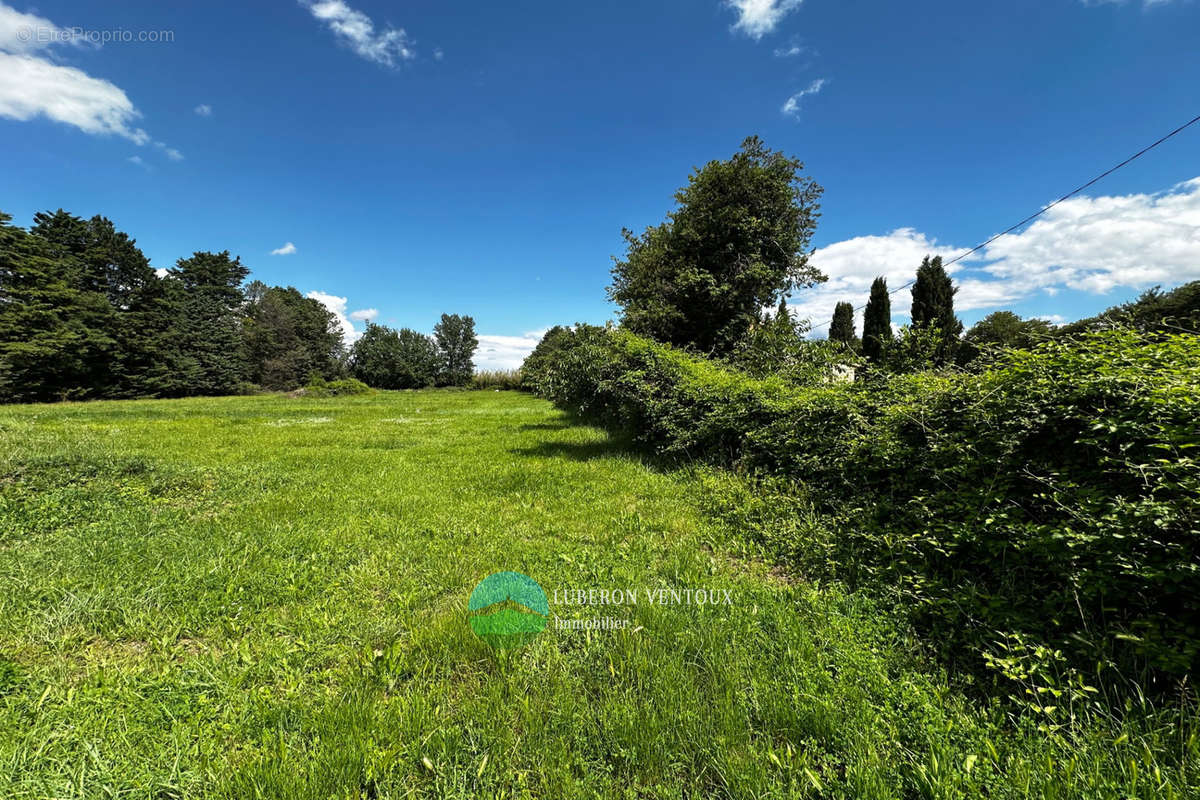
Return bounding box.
[303,376,371,397]
[724,309,859,384]
[527,325,1200,686]
[519,326,576,389]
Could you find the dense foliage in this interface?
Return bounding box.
[519,325,573,389]
[958,310,1054,366]
[524,325,1200,690]
[349,324,432,389]
[608,136,825,355]
[301,375,372,397]
[1058,280,1200,336]
[243,282,344,390]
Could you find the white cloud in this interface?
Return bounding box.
[781,78,826,118]
[300,0,414,66]
[270,242,298,256]
[978,177,1200,292]
[349,308,378,322]
[152,140,183,160]
[154,267,169,278]
[127,154,146,167]
[194,103,212,116]
[773,43,805,57]
[475,331,546,372]
[725,0,803,39]
[0,52,150,143]
[0,3,65,53]
[0,3,182,156]
[789,177,1200,335]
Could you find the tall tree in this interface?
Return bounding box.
[432,313,478,386]
[608,136,824,354]
[30,211,180,398]
[350,324,440,389]
[0,212,121,401]
[862,277,892,363]
[829,302,856,347]
[171,251,249,396]
[910,256,963,364]
[350,324,403,389]
[243,283,343,389]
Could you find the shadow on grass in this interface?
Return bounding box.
[510,439,632,462]
[512,408,690,472]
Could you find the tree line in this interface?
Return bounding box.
[0,210,478,403]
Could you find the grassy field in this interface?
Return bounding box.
[0,391,1195,798]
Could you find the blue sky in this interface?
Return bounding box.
[2,0,1199,368]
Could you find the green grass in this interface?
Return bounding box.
[468,608,548,650]
[0,391,1195,798]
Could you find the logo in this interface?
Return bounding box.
[468,571,549,649]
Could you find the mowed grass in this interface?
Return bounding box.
[0,391,1195,799]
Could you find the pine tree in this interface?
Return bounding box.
[862,277,892,362]
[0,212,119,401]
[910,255,963,364]
[171,251,249,395]
[829,302,855,346]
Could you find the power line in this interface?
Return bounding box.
[807,112,1200,332]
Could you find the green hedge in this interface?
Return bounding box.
[525,327,1200,684]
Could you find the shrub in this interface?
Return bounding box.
[519,326,575,389]
[527,325,1200,687]
[304,376,371,397]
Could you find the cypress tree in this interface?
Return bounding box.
[910,255,963,364]
[862,277,892,362]
[829,302,855,346]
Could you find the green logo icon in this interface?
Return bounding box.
[468,571,549,649]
